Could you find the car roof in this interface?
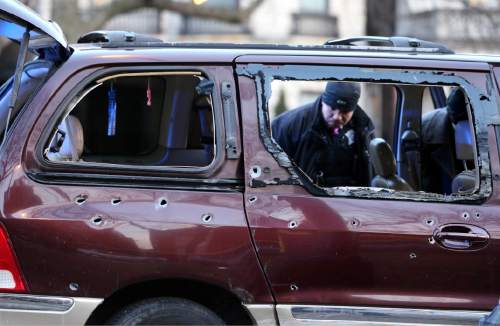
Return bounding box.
[67,42,500,69]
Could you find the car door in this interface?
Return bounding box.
[1,62,273,313]
[237,57,500,325]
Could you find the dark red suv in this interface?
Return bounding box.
[0,1,500,325]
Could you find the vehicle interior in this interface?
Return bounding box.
[45,72,215,168]
[269,80,477,195]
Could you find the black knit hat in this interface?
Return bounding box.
[321,82,361,112]
[446,88,468,124]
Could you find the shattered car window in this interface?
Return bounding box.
[269,80,476,196]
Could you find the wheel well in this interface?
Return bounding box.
[85,278,255,325]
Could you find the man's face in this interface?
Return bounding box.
[321,101,354,130]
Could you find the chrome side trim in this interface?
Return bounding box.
[0,293,74,312]
[243,304,277,326]
[277,304,489,325]
[0,295,103,326]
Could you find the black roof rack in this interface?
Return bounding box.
[77,30,163,44]
[75,31,454,55]
[324,36,454,54]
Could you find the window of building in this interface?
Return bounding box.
[300,0,328,13]
[203,0,239,10]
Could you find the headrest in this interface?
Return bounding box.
[452,170,476,193]
[369,138,397,177]
[58,115,84,161]
[446,88,467,124]
[454,120,474,161]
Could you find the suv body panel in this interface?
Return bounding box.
[237,59,500,311]
[0,60,272,305]
[0,4,499,323]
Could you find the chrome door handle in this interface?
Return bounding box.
[433,224,489,250]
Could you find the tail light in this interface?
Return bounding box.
[0,226,25,292]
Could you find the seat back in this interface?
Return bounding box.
[370,138,413,191]
[47,115,84,162]
[454,120,474,160]
[451,120,476,193]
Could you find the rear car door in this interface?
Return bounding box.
[237,56,500,325]
[0,60,273,324]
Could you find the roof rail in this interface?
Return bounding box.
[77,30,163,44]
[324,36,454,54]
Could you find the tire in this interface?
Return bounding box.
[107,297,225,325]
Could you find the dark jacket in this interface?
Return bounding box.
[271,97,375,187]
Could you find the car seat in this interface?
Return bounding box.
[46,115,84,162]
[370,138,413,191]
[451,120,476,193]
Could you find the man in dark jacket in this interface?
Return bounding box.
[271,82,375,187]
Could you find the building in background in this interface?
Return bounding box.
[397,0,500,53]
[68,0,365,122]
[97,0,362,44]
[4,0,500,139]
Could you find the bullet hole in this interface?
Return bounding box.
[425,218,435,226]
[480,95,489,101]
[428,237,436,245]
[249,165,262,178]
[90,215,104,226]
[158,198,168,208]
[111,198,121,205]
[74,195,87,205]
[288,221,298,229]
[69,283,79,291]
[290,284,299,291]
[474,212,481,219]
[349,219,360,227]
[462,212,470,220]
[409,253,417,259]
[202,213,213,223]
[248,196,257,203]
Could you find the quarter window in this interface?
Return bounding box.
[44,72,215,168]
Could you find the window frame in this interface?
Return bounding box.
[35,65,225,178]
[237,63,494,203]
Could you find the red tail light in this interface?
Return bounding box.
[0,226,25,292]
